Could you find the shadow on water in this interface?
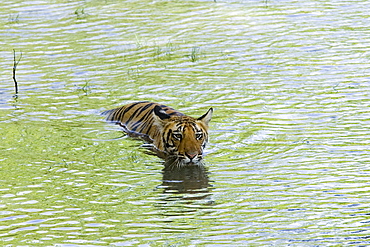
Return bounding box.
[139,145,216,213]
[159,165,212,199]
[154,165,214,218]
[152,165,214,228]
[144,145,213,197]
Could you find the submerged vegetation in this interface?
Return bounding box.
[190,46,201,62]
[74,7,88,19]
[7,13,19,24]
[76,80,92,96]
[12,49,22,96]
[3,0,369,244]
[133,36,203,63]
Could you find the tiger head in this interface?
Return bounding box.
[153,106,213,167]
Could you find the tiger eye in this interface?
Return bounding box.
[103,101,213,165]
[173,133,182,140]
[196,133,203,140]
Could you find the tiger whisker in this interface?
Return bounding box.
[102,101,212,169]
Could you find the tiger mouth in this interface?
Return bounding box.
[183,155,202,164]
[163,154,204,170]
[141,144,204,168]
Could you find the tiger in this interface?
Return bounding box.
[102,101,213,168]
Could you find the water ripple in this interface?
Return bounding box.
[1,0,370,246]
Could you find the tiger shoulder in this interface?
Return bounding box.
[102,101,213,167]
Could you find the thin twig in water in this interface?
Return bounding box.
[13,49,22,95]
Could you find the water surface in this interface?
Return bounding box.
[1,0,370,246]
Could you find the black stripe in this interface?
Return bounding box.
[134,117,154,134]
[169,111,183,116]
[141,102,155,112]
[159,104,184,116]
[163,129,172,149]
[175,125,183,132]
[107,102,141,122]
[129,104,155,131]
[191,122,202,132]
[131,117,147,132]
[125,103,154,125]
[135,119,151,134]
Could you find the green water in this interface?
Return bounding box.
[1,0,370,246]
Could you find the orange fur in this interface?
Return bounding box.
[102,101,213,166]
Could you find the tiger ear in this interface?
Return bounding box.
[153,105,171,121]
[197,108,213,125]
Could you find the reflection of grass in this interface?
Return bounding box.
[8,13,19,24]
[165,41,176,59]
[135,34,144,48]
[153,41,177,60]
[134,39,179,61]
[190,46,200,62]
[82,80,91,95]
[127,66,141,80]
[130,37,203,63]
[75,7,88,19]
[76,80,91,96]
[122,38,206,82]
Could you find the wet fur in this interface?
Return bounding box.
[102,102,213,167]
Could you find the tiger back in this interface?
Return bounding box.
[102,102,213,167]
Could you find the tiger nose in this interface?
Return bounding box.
[186,152,197,160]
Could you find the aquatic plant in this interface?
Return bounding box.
[190,46,200,62]
[12,49,22,96]
[8,13,19,24]
[75,7,88,19]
